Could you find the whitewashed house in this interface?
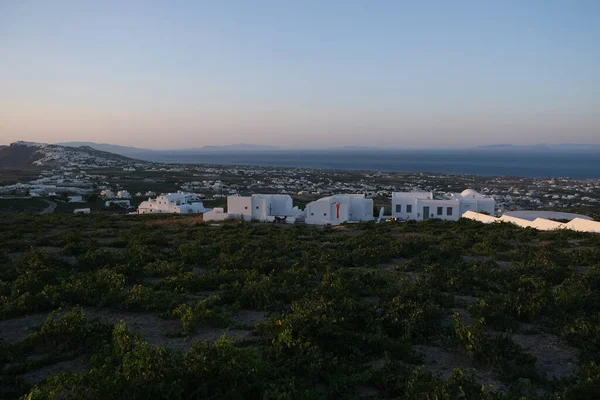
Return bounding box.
[391,189,495,221]
[100,189,115,198]
[68,195,84,203]
[451,189,496,215]
[305,194,373,225]
[227,194,299,222]
[392,192,459,221]
[106,199,131,208]
[137,191,207,214]
[117,190,131,199]
[73,208,91,214]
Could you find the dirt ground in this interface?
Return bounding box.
[0,313,51,344]
[20,356,87,386]
[413,345,507,393]
[512,333,579,380]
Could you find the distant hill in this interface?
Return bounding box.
[58,142,150,155]
[0,142,44,168]
[475,143,600,152]
[57,142,281,156]
[188,143,281,152]
[0,142,144,168]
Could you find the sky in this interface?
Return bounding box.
[0,0,599,149]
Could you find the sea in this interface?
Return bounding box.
[133,150,600,179]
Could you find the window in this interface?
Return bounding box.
[395,204,401,213]
[406,205,412,213]
[310,212,314,216]
[244,206,248,210]
[324,213,327,216]
[447,207,453,216]
[256,206,259,209]
[437,207,443,215]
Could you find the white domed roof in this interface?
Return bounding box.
[461,189,481,198]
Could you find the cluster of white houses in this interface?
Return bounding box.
[137,192,208,214]
[137,189,493,225]
[133,189,600,233]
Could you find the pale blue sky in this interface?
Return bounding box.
[0,0,598,149]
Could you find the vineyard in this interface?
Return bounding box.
[1,214,599,399]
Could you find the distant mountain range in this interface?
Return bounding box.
[58,142,281,155]
[55,141,600,156]
[57,142,151,155]
[475,143,600,152]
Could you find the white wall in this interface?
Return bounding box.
[305,199,332,225]
[503,211,592,221]
[137,200,156,214]
[462,211,499,223]
[349,197,373,222]
[176,203,206,214]
[203,207,228,222]
[391,193,459,221]
[269,195,294,216]
[391,194,422,220]
[531,218,566,231]
[499,215,536,228]
[476,198,496,215]
[566,218,600,233]
[305,195,373,225]
[228,194,295,222]
[418,199,460,221]
[227,196,252,221]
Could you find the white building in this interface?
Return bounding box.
[106,199,131,208]
[101,189,115,198]
[73,208,91,214]
[227,194,298,222]
[117,190,131,199]
[137,192,207,214]
[452,189,496,216]
[305,194,373,225]
[68,195,84,203]
[391,189,495,221]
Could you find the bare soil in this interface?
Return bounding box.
[512,333,578,380]
[413,345,506,393]
[0,313,51,343]
[20,356,87,386]
[231,310,268,326]
[83,307,253,352]
[377,258,408,270]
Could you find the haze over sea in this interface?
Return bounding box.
[133,149,600,179]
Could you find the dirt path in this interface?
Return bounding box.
[40,200,57,214]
